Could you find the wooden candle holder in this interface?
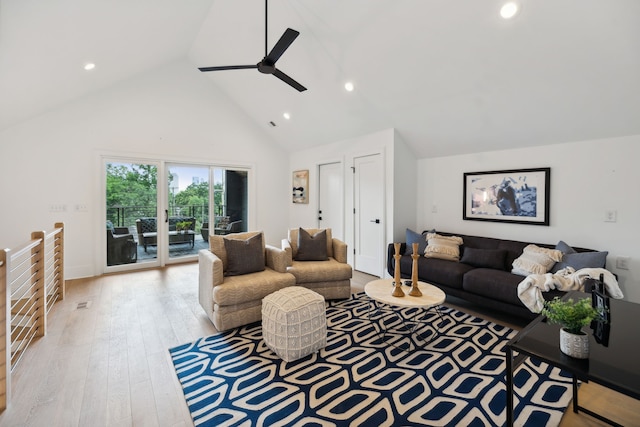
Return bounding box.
[392,243,405,297]
[409,243,422,296]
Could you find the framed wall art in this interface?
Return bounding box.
[463,167,550,226]
[292,169,309,204]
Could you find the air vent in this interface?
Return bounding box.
[76,301,91,309]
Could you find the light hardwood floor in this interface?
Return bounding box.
[0,265,637,426]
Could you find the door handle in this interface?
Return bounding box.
[370,219,380,224]
[165,209,168,223]
[318,217,322,220]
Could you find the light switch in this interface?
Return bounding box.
[616,256,630,270]
[604,210,617,222]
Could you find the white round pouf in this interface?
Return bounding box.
[262,286,327,362]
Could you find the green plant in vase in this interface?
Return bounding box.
[176,221,192,233]
[542,296,607,359]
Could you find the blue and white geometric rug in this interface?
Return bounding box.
[169,292,573,426]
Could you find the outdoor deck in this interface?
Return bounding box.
[127,227,209,261]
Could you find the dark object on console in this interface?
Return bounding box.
[136,217,197,252]
[201,222,210,242]
[107,224,137,266]
[387,231,605,321]
[215,220,244,235]
[589,273,611,324]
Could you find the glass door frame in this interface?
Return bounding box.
[102,156,163,273]
[101,154,253,274]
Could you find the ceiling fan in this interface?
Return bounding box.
[198,0,307,92]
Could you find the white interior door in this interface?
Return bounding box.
[354,153,384,276]
[318,162,343,239]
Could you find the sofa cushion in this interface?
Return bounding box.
[224,233,265,276]
[424,233,463,261]
[212,268,295,306]
[406,257,473,289]
[405,228,428,256]
[460,247,507,270]
[288,258,353,283]
[550,241,608,272]
[295,228,328,261]
[512,244,563,276]
[497,240,531,269]
[463,269,530,306]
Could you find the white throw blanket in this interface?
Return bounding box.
[517,267,624,313]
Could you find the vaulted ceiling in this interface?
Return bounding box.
[2,0,639,158]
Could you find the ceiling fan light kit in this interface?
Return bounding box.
[198,0,307,92]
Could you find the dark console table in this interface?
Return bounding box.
[140,230,195,252]
[505,291,640,426]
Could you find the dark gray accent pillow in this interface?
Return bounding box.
[295,228,328,261]
[224,233,265,276]
[460,247,507,270]
[405,228,428,256]
[551,241,608,273]
[555,240,577,255]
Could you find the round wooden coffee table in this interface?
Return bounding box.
[364,278,447,351]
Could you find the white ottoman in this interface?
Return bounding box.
[262,286,327,362]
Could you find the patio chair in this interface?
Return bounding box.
[106,222,137,265]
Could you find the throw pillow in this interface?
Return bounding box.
[223,233,265,276]
[550,241,608,272]
[460,247,507,270]
[555,240,577,255]
[424,233,463,261]
[512,244,563,276]
[295,228,328,261]
[405,228,428,256]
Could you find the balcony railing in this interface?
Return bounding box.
[107,204,210,230]
[0,223,65,410]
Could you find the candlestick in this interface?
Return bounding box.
[409,243,422,296]
[392,243,405,297]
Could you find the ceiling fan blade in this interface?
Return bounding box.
[265,28,299,64]
[273,69,307,92]
[198,65,258,72]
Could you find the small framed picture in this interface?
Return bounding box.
[292,170,309,204]
[592,320,610,347]
[592,288,610,324]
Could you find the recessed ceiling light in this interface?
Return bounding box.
[283,112,291,120]
[84,62,96,71]
[500,2,519,19]
[344,82,354,92]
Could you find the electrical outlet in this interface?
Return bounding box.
[604,210,617,222]
[616,256,630,270]
[431,205,438,213]
[49,204,67,212]
[75,203,88,212]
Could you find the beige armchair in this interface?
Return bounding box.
[281,228,352,300]
[198,231,296,331]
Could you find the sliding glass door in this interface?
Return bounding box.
[166,164,209,261]
[104,158,249,271]
[105,161,159,268]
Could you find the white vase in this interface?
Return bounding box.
[559,327,589,359]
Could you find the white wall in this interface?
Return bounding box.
[417,136,640,303]
[392,130,418,243]
[0,59,290,279]
[288,128,418,277]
